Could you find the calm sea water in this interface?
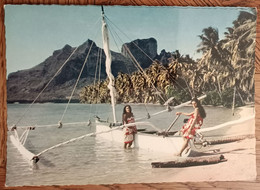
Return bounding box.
[6,103,244,186]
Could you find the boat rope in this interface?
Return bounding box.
[135,108,168,121]
[11,126,35,146]
[11,121,91,130]
[105,13,205,122]
[98,47,102,84]
[21,129,30,145]
[12,15,102,128]
[35,121,160,157]
[105,15,154,63]
[92,52,103,117]
[106,15,191,98]
[106,21,142,74]
[175,77,190,94]
[59,41,95,125]
[105,15,196,111]
[105,15,154,75]
[135,94,206,121]
[106,21,151,116]
[20,129,28,145]
[13,47,79,127]
[87,47,102,123]
[94,48,101,86]
[122,44,166,103]
[91,48,102,116]
[19,128,29,142]
[183,77,193,98]
[107,24,123,56]
[92,47,103,117]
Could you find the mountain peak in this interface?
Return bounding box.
[7,38,158,103]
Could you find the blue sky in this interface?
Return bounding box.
[4,5,252,76]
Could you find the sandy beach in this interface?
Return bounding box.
[149,105,256,183]
[5,104,256,186]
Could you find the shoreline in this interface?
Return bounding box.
[236,104,255,118]
[147,138,256,183]
[147,104,256,183]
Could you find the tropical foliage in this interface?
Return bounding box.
[80,10,256,107]
[80,60,184,105]
[194,10,256,106]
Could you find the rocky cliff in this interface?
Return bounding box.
[7,38,159,103]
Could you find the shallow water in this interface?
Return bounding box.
[6,103,249,186]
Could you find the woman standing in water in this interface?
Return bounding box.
[122,105,137,149]
[176,97,206,156]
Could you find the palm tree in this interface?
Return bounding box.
[192,10,256,105]
[221,10,256,100]
[197,27,219,54]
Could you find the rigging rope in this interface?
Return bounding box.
[13,47,79,127]
[107,22,141,75]
[105,16,195,106]
[58,17,102,125]
[12,16,102,128]
[59,42,95,124]
[94,48,101,86]
[36,121,160,157]
[135,94,206,121]
[103,16,201,122]
[105,15,202,121]
[87,48,102,123]
[106,22,151,116]
[13,121,91,130]
[21,129,30,145]
[105,15,153,64]
[183,77,193,97]
[122,44,166,103]
[19,129,28,142]
[20,128,29,145]
[36,123,124,157]
[106,16,194,100]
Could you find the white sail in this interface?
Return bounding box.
[101,9,117,123]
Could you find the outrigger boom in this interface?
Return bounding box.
[9,94,206,164]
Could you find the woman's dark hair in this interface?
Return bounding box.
[122,105,133,124]
[191,98,206,118]
[123,105,132,114]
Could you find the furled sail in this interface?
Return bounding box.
[101,7,117,123]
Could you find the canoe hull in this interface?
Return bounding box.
[9,134,35,165]
[95,115,255,156]
[95,121,191,156]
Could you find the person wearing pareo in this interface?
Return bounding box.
[176,97,206,156]
[122,105,137,149]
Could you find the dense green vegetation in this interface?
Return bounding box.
[80,10,256,108]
